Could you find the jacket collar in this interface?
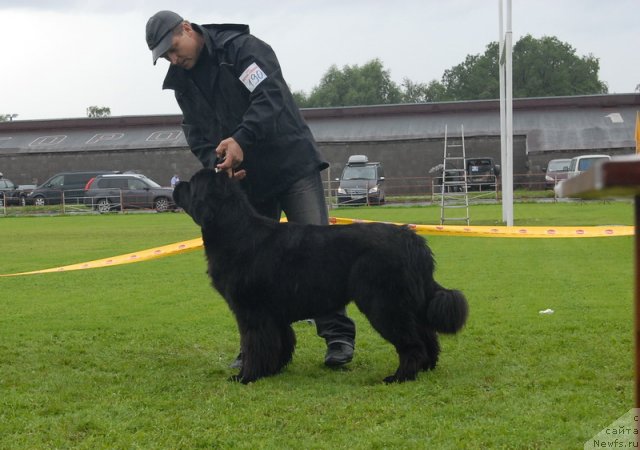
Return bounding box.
[162,23,250,91]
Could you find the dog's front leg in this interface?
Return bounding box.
[231,314,292,384]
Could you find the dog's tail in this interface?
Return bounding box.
[426,283,468,334]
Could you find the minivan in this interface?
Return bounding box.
[337,155,385,205]
[567,154,611,178]
[25,171,116,206]
[543,158,571,188]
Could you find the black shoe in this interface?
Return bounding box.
[229,352,243,369]
[324,342,354,367]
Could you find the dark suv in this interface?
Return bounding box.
[0,176,20,206]
[84,173,175,212]
[25,171,115,206]
[466,158,500,191]
[337,155,385,205]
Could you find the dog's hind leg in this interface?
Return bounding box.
[356,296,428,383]
[419,327,440,371]
[383,341,428,384]
[277,323,296,372]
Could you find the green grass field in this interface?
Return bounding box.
[0,201,635,449]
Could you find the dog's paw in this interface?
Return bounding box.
[227,374,245,383]
[422,360,437,371]
[383,373,417,384]
[227,374,255,385]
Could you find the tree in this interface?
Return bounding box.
[291,90,309,108]
[86,106,111,118]
[401,79,448,103]
[304,59,403,107]
[441,42,501,100]
[0,114,18,122]
[294,35,608,108]
[512,35,607,96]
[440,35,607,100]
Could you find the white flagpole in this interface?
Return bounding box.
[499,0,506,223]
[499,0,514,225]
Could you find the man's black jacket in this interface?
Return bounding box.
[162,23,328,203]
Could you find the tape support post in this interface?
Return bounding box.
[0,219,633,277]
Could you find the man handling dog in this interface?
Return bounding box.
[145,10,356,368]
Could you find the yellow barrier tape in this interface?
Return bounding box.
[329,217,634,238]
[0,238,203,278]
[1,219,633,277]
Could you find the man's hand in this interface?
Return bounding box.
[215,137,246,179]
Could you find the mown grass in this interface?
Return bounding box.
[0,202,635,449]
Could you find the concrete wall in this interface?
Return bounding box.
[0,147,199,187]
[0,135,528,196]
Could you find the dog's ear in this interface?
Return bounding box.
[178,169,224,227]
[172,181,191,213]
[176,168,241,227]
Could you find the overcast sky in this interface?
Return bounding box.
[1,0,637,121]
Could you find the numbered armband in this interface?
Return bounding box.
[239,62,268,92]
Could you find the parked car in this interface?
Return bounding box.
[466,157,500,191]
[12,184,36,206]
[0,175,17,206]
[429,165,466,193]
[566,154,611,178]
[554,154,612,196]
[442,169,467,193]
[336,155,385,205]
[83,173,175,212]
[25,171,116,206]
[543,158,571,188]
[0,174,35,206]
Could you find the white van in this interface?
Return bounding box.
[567,154,611,178]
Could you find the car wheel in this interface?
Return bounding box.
[96,198,112,213]
[154,197,170,212]
[34,196,46,206]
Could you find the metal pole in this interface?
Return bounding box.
[505,0,514,226]
[635,196,640,407]
[498,0,514,226]
[499,0,507,222]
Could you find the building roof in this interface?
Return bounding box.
[0,94,638,155]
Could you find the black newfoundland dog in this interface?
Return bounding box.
[173,169,468,384]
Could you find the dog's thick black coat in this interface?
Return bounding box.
[174,169,468,384]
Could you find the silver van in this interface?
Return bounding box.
[337,155,385,205]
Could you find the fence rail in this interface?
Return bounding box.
[322,172,557,207]
[1,190,176,216]
[2,173,567,216]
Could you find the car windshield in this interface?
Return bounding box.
[578,157,607,171]
[342,166,376,180]
[548,160,570,172]
[140,177,161,188]
[467,160,492,174]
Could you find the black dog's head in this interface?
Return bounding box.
[173,169,235,227]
